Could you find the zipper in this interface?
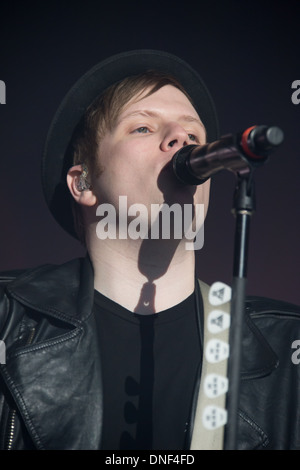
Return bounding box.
[5,410,16,450]
[4,327,36,450]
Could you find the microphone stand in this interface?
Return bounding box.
[172,124,283,450]
[223,170,256,450]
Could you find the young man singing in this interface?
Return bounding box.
[0,50,299,450]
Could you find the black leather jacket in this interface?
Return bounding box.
[0,256,299,450]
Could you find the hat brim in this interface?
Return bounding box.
[42,49,219,239]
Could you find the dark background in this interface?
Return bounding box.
[0,0,299,305]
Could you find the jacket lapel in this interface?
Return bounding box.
[2,257,104,449]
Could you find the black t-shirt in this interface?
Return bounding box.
[93,289,202,450]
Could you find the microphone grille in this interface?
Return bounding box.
[172,145,208,185]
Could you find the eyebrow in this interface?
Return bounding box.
[118,110,205,130]
[180,114,205,128]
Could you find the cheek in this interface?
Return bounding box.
[107,142,157,187]
[91,153,152,205]
[100,139,151,171]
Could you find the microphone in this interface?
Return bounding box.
[172,125,284,185]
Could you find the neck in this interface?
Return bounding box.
[87,230,196,315]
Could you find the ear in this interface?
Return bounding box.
[66,164,97,207]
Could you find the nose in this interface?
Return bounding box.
[160,123,189,152]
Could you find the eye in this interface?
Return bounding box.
[188,134,198,142]
[133,126,150,134]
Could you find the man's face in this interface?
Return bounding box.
[90,84,210,216]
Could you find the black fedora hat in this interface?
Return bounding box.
[42,49,220,239]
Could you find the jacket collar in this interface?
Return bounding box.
[7,256,95,326]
